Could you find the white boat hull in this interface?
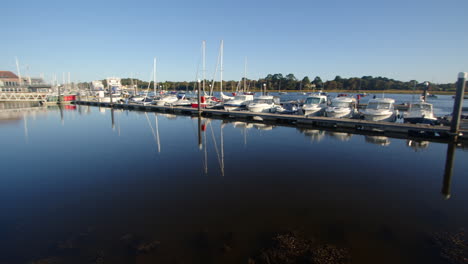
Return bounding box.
[325,109,352,118]
[363,113,396,122]
[247,105,276,113]
[303,107,324,117]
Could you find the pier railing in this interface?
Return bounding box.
[0,92,48,102]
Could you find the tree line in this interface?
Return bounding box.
[78,74,458,92]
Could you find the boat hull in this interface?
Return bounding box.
[363,113,396,122]
[303,108,324,117]
[325,110,353,118]
[224,104,246,111]
[247,106,276,113]
[404,117,437,125]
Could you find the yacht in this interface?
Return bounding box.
[247,95,281,113]
[223,94,254,111]
[404,101,437,125]
[152,94,179,106]
[172,94,192,107]
[324,97,356,118]
[361,98,397,122]
[302,94,328,117]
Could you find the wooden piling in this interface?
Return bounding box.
[450,72,467,135]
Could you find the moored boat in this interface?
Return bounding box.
[324,97,356,118]
[361,98,397,122]
[247,95,281,113]
[302,94,328,117]
[404,100,437,125]
[223,94,254,111]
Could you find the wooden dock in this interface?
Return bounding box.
[74,100,468,142]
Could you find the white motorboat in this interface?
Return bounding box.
[223,94,254,111]
[97,96,121,103]
[152,94,179,106]
[324,97,356,118]
[302,94,328,116]
[129,95,146,103]
[247,95,281,113]
[404,101,437,125]
[172,94,192,106]
[361,98,397,122]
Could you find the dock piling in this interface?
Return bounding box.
[450,72,467,136]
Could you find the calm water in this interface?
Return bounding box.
[0,102,467,264]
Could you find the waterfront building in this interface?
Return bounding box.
[0,71,51,92]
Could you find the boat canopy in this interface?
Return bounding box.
[410,103,432,111]
[305,96,327,105]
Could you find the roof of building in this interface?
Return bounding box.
[0,71,19,79]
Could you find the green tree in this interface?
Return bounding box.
[313,76,323,88]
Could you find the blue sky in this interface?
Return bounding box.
[1,0,467,83]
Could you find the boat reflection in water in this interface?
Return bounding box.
[365,136,391,146]
[407,140,430,151]
[299,128,325,142]
[232,121,253,129]
[253,123,275,130]
[326,131,353,141]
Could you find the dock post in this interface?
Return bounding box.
[450,72,467,136]
[197,79,201,115]
[442,142,456,199]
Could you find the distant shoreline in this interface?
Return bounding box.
[208,89,459,95]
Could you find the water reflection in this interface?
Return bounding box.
[253,123,275,130]
[299,128,326,142]
[442,142,456,199]
[365,136,391,146]
[326,131,353,141]
[232,121,253,129]
[406,140,430,151]
[0,105,467,263]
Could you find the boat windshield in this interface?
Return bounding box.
[305,97,323,104]
[367,102,391,110]
[235,96,248,101]
[411,104,432,111]
[331,102,350,108]
[252,99,272,104]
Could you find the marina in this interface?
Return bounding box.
[2,1,468,262]
[73,99,468,142]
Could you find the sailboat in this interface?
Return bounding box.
[218,40,234,101]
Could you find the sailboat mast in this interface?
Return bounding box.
[244,57,247,92]
[15,57,22,87]
[220,40,224,96]
[202,40,206,94]
[153,57,157,95]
